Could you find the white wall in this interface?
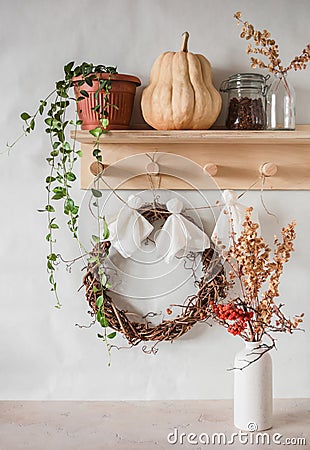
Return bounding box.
[0,0,309,400]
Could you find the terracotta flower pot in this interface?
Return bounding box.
[73,73,141,130]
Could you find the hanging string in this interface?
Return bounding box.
[145,152,162,203]
[237,177,261,199]
[185,176,262,212]
[96,172,130,206]
[259,175,279,221]
[90,154,277,220]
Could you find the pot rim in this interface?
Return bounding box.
[72,72,141,86]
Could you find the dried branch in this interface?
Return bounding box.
[208,208,303,353]
[234,11,310,74]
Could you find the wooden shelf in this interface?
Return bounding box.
[73,125,310,144]
[72,125,310,190]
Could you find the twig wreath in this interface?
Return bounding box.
[83,202,228,351]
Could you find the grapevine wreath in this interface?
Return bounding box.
[83,201,228,348]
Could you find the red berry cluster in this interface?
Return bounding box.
[209,302,253,336]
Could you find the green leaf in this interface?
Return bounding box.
[45,117,53,126]
[103,219,109,239]
[46,233,51,242]
[53,186,66,195]
[52,194,65,200]
[92,235,100,243]
[46,176,56,183]
[56,100,69,108]
[88,256,98,263]
[93,285,99,293]
[64,198,74,213]
[50,118,62,130]
[49,223,59,229]
[45,205,55,212]
[91,188,102,198]
[101,273,107,286]
[97,333,104,339]
[65,172,76,181]
[96,295,103,308]
[100,118,109,129]
[107,332,116,339]
[59,91,69,99]
[105,282,112,289]
[89,127,103,139]
[64,61,74,74]
[80,89,89,97]
[100,316,109,327]
[76,150,83,157]
[21,112,31,121]
[63,142,71,152]
[85,77,94,87]
[48,253,57,261]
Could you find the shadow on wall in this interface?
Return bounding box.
[131,85,148,127]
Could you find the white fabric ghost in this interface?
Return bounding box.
[211,190,260,251]
[155,198,210,263]
[108,195,154,258]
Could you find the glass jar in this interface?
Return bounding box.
[220,73,269,130]
[266,72,295,130]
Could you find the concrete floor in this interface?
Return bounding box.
[0,399,309,449]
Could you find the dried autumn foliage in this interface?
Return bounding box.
[209,208,304,346]
[234,11,310,74]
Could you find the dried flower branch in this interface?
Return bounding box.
[234,11,310,74]
[208,208,303,346]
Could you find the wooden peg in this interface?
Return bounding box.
[259,162,278,177]
[90,161,105,176]
[146,161,160,175]
[203,163,218,176]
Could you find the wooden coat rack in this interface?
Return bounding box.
[72,125,310,190]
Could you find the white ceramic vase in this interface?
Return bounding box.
[234,341,273,431]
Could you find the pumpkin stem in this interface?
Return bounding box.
[181,32,190,52]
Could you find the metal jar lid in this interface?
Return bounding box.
[220,73,270,93]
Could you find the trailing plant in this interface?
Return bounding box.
[8,62,117,308]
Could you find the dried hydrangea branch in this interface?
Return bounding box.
[234,11,310,74]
